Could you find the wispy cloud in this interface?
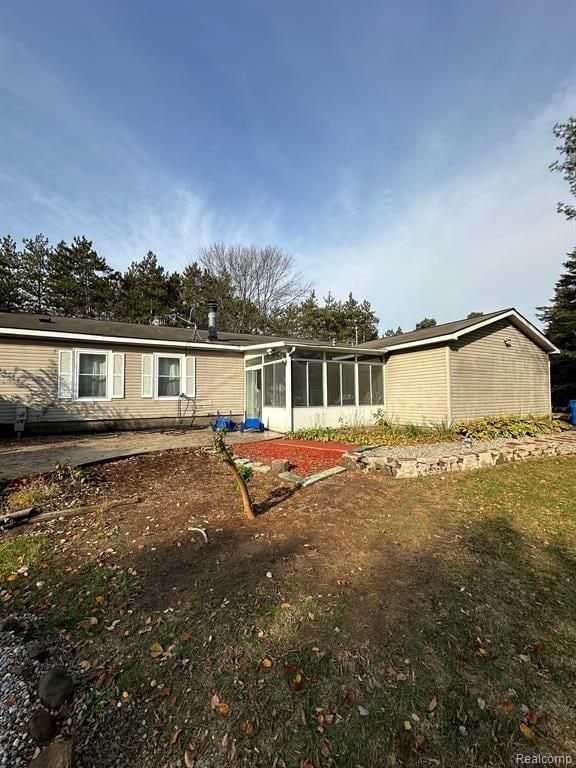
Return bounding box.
[304,85,576,329]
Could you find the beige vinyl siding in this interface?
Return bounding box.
[385,345,449,424]
[0,339,244,426]
[449,320,551,420]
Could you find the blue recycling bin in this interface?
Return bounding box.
[570,400,576,426]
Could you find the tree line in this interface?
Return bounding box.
[538,117,576,405]
[0,237,381,343]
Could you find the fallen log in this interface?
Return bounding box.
[0,495,140,528]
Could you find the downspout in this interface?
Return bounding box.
[285,346,296,433]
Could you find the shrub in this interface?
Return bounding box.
[455,414,566,441]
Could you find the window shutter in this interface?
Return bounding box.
[58,350,73,400]
[184,356,196,397]
[111,352,125,399]
[141,354,153,398]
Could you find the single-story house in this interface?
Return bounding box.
[0,306,559,435]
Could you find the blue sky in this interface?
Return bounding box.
[1,0,575,332]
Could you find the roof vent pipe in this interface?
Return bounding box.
[207,300,218,341]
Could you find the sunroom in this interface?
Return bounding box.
[243,346,385,433]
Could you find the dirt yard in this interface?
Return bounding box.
[1,448,576,767]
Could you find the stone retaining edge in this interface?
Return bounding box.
[339,436,576,479]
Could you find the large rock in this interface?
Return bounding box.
[38,669,74,709]
[28,710,57,743]
[270,458,291,474]
[29,740,74,768]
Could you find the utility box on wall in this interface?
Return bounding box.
[14,404,27,436]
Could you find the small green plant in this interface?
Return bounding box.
[53,462,89,484]
[236,463,254,485]
[456,414,566,441]
[372,408,390,427]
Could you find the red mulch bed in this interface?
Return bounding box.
[234,438,360,476]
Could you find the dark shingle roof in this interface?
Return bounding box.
[359,309,514,349]
[0,312,322,348]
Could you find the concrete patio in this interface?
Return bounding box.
[0,428,279,481]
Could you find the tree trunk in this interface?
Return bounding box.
[220,442,256,520]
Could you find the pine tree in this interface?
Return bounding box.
[20,234,51,313]
[116,251,180,324]
[0,235,23,311]
[537,118,576,405]
[46,236,116,317]
[415,317,437,330]
[384,326,403,337]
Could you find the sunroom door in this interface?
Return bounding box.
[245,368,262,420]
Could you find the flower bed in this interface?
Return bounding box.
[234,438,359,476]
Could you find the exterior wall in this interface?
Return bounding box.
[0,338,244,432]
[291,405,375,430]
[385,345,449,425]
[449,320,551,420]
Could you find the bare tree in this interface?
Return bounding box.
[198,243,311,332]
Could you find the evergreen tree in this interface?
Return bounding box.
[415,317,437,330]
[268,290,379,343]
[384,326,403,337]
[46,236,116,317]
[0,235,23,311]
[116,251,180,324]
[20,234,51,313]
[466,311,484,319]
[537,118,576,405]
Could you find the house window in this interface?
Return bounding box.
[263,361,286,407]
[293,360,323,407]
[77,353,108,398]
[157,356,181,397]
[58,348,125,401]
[358,363,384,406]
[327,362,356,406]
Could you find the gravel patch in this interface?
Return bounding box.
[364,437,516,462]
[0,611,83,767]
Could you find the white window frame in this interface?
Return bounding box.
[154,353,185,400]
[74,348,112,402]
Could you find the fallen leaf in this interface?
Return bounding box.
[519,723,536,741]
[217,702,230,715]
[95,595,106,605]
[170,728,182,745]
[209,691,220,710]
[298,760,314,768]
[293,673,303,692]
[245,721,255,735]
[500,699,514,712]
[280,602,291,609]
[259,658,273,669]
[357,704,369,716]
[283,663,297,673]
[403,720,412,730]
[150,642,164,659]
[427,696,438,712]
[477,697,486,710]
[184,745,197,767]
[345,689,358,704]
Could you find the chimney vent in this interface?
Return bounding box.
[207,300,218,341]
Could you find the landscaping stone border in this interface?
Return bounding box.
[340,434,576,478]
[232,455,347,487]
